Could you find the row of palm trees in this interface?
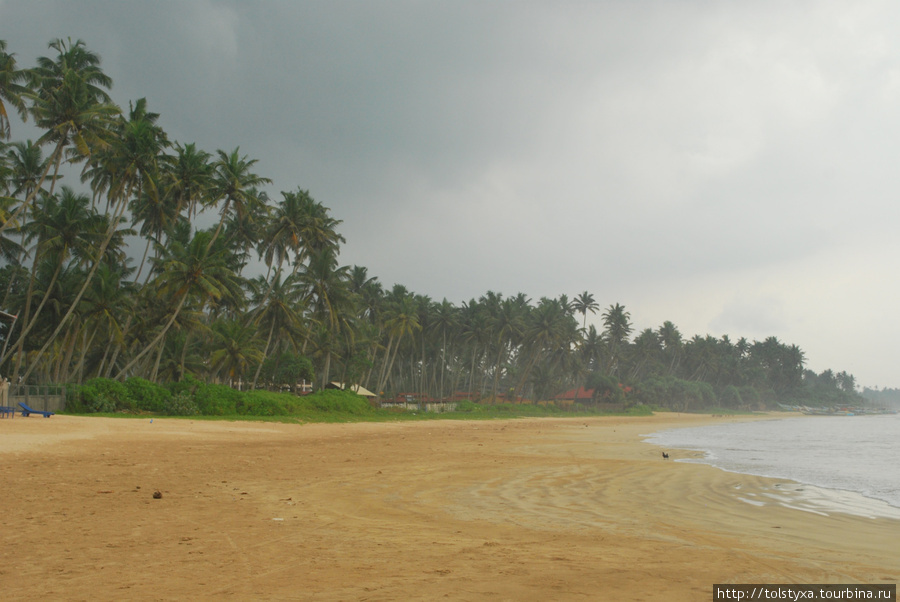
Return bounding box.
[0,38,842,405]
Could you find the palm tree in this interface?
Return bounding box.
[4,187,102,378]
[572,291,599,332]
[248,269,305,388]
[0,40,30,140]
[658,320,683,376]
[2,38,119,235]
[6,140,48,201]
[602,303,632,375]
[23,96,169,382]
[517,297,573,399]
[86,97,170,281]
[429,298,457,400]
[115,229,243,380]
[163,141,212,220]
[629,328,661,380]
[297,247,352,387]
[208,317,263,388]
[205,147,271,252]
[488,297,523,401]
[375,292,420,396]
[79,262,134,381]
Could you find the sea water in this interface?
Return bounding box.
[644,413,900,519]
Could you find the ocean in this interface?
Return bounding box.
[644,413,900,519]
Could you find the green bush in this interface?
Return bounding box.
[455,400,481,413]
[299,389,373,415]
[192,382,241,416]
[73,378,130,413]
[237,390,292,416]
[125,377,171,413]
[719,385,743,408]
[164,391,200,416]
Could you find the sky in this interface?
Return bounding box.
[3,1,900,388]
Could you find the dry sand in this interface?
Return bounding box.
[1,413,896,600]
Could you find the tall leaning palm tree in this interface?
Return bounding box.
[2,38,119,236]
[297,247,352,387]
[85,97,170,281]
[248,269,305,389]
[21,97,165,383]
[4,187,103,379]
[263,188,344,276]
[115,229,243,380]
[205,147,271,252]
[0,39,30,140]
[163,141,212,221]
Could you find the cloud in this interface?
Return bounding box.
[3,0,900,386]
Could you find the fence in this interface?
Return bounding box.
[7,385,67,413]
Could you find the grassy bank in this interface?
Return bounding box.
[63,377,656,423]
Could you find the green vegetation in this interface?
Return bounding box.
[0,38,865,418]
[63,377,653,422]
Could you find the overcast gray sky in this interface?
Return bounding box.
[3,1,900,388]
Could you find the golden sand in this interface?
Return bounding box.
[1,413,896,600]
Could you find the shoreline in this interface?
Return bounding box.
[2,413,897,600]
[643,413,900,520]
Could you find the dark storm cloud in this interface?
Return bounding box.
[3,0,900,386]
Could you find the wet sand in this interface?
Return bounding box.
[1,413,896,600]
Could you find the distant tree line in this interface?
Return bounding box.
[0,39,863,410]
[861,387,900,408]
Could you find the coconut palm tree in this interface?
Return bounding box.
[2,38,119,235]
[572,291,599,332]
[208,317,263,388]
[23,97,166,382]
[205,147,271,252]
[602,303,632,375]
[247,269,306,388]
[429,298,458,400]
[657,320,682,376]
[79,262,135,381]
[115,229,243,380]
[488,297,524,401]
[4,187,102,378]
[375,291,421,397]
[0,40,30,140]
[163,141,212,220]
[85,97,171,281]
[297,246,352,387]
[6,140,48,200]
[516,297,573,399]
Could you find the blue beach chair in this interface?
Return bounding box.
[18,402,54,418]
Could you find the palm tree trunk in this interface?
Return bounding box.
[115,292,189,380]
[378,336,403,399]
[151,336,166,382]
[179,331,192,381]
[78,327,97,384]
[3,259,64,370]
[251,320,276,389]
[375,333,395,396]
[21,194,131,382]
[132,236,152,284]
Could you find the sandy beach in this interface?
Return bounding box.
[1,413,896,601]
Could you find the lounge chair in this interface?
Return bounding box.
[18,402,54,418]
[0,406,14,417]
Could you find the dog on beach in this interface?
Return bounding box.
[662,451,669,459]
